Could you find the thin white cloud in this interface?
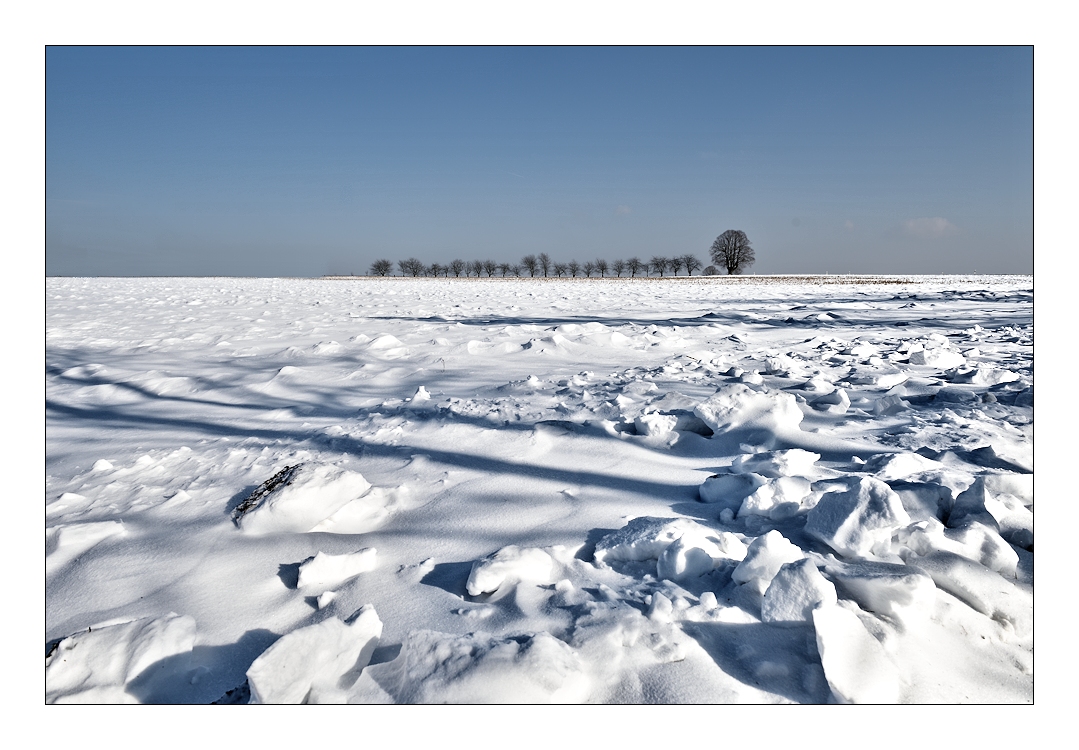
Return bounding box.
[615,205,631,216]
[902,217,958,239]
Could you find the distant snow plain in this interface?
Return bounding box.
[46,275,1033,704]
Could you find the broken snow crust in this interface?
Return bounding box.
[46,275,1032,703]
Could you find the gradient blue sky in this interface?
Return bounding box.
[46,46,1033,276]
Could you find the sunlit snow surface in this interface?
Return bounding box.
[46,276,1033,703]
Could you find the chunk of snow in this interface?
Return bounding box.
[824,560,936,621]
[297,549,378,588]
[699,472,766,507]
[805,477,911,558]
[236,464,372,535]
[810,388,850,414]
[909,348,965,369]
[730,449,821,478]
[656,530,747,582]
[593,517,702,564]
[812,604,901,703]
[693,384,804,440]
[731,530,805,595]
[309,485,400,535]
[634,412,678,437]
[898,518,1018,577]
[866,452,944,482]
[738,476,812,519]
[873,394,909,415]
[397,630,590,703]
[247,605,383,704]
[46,613,197,704]
[908,552,1032,638]
[466,546,556,596]
[761,559,838,623]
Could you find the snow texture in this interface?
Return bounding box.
[46,275,1033,703]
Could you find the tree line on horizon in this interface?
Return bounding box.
[366,230,754,278]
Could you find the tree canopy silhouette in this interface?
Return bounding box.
[710,230,755,275]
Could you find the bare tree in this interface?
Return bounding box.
[399,258,424,277]
[468,260,484,277]
[428,263,444,277]
[553,262,568,277]
[710,230,755,275]
[650,256,668,276]
[627,257,643,277]
[498,262,513,277]
[538,253,552,277]
[521,255,539,277]
[682,255,702,276]
[568,260,581,277]
[483,259,497,277]
[449,259,466,277]
[595,259,609,277]
[370,259,393,276]
[583,261,596,277]
[704,265,718,276]
[612,259,626,277]
[668,256,684,276]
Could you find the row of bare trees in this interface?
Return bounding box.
[370,253,704,278]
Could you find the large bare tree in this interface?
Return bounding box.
[538,253,552,277]
[521,255,539,277]
[710,230,755,275]
[369,259,393,276]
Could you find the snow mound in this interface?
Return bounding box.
[466,546,556,596]
[593,517,703,564]
[594,517,746,582]
[46,520,126,574]
[247,605,383,704]
[693,384,804,446]
[368,334,404,350]
[761,559,838,623]
[396,630,589,703]
[234,464,373,535]
[699,472,766,507]
[824,560,936,621]
[909,347,965,369]
[805,477,910,558]
[950,476,1034,549]
[738,476,812,520]
[634,412,678,437]
[297,549,378,588]
[810,388,850,414]
[813,604,901,703]
[731,449,821,478]
[46,613,196,704]
[899,519,1018,577]
[309,486,401,535]
[908,552,1032,639]
[656,529,748,581]
[731,530,805,595]
[865,452,944,481]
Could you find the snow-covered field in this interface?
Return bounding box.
[46,275,1033,704]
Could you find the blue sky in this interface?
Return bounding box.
[46,46,1033,276]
